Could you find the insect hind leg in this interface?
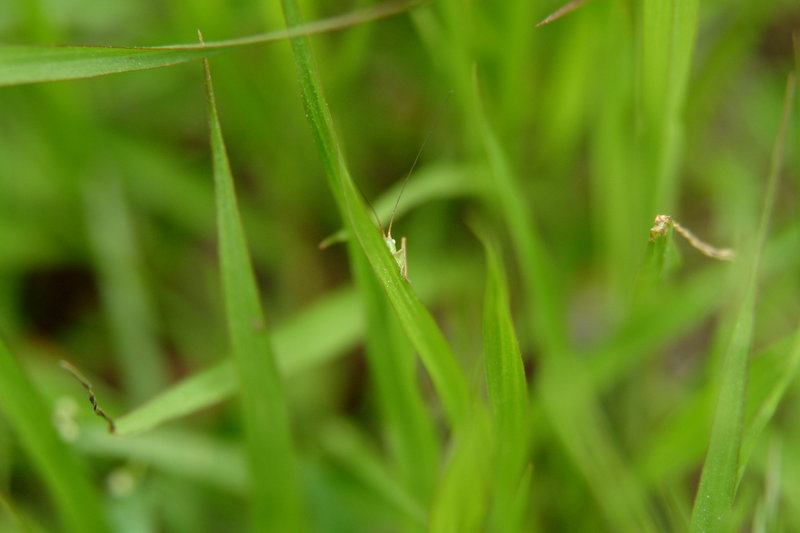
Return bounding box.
[393,236,410,281]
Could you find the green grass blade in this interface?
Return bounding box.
[429,409,492,533]
[280,0,470,430]
[689,73,795,533]
[83,175,167,403]
[0,0,425,87]
[114,362,236,437]
[476,223,528,450]
[639,0,699,212]
[352,247,440,504]
[472,222,530,532]
[472,73,567,355]
[76,426,247,493]
[203,55,307,531]
[0,338,109,533]
[739,325,800,483]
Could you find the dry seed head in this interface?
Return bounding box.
[649,214,735,261]
[59,360,116,434]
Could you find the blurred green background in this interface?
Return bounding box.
[0,0,799,531]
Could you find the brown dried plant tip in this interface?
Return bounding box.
[536,0,593,27]
[59,360,116,434]
[649,215,735,261]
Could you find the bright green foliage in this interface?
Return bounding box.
[689,74,796,533]
[473,223,530,532]
[202,54,307,531]
[0,0,424,86]
[279,0,470,431]
[0,0,798,531]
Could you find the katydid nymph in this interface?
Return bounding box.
[371,124,435,282]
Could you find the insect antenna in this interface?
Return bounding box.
[352,177,384,231]
[387,117,438,238]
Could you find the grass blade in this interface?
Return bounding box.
[472,71,567,355]
[739,325,800,482]
[76,426,247,494]
[0,0,425,87]
[83,175,166,403]
[472,222,530,532]
[280,0,470,430]
[352,247,440,504]
[689,73,795,533]
[0,338,109,533]
[203,54,306,531]
[114,362,236,437]
[472,70,658,533]
[429,409,492,533]
[639,0,700,211]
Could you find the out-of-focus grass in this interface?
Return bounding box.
[0,0,798,531]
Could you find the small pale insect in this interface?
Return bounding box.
[372,122,437,283]
[383,219,409,280]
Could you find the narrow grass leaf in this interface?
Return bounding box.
[280,0,470,430]
[471,70,566,355]
[639,0,700,211]
[476,223,528,450]
[429,408,492,533]
[471,221,530,532]
[689,74,795,533]
[737,43,800,480]
[83,175,166,403]
[0,338,109,533]
[76,426,247,494]
[351,248,440,504]
[203,55,306,531]
[114,362,236,437]
[0,0,426,86]
[739,325,800,482]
